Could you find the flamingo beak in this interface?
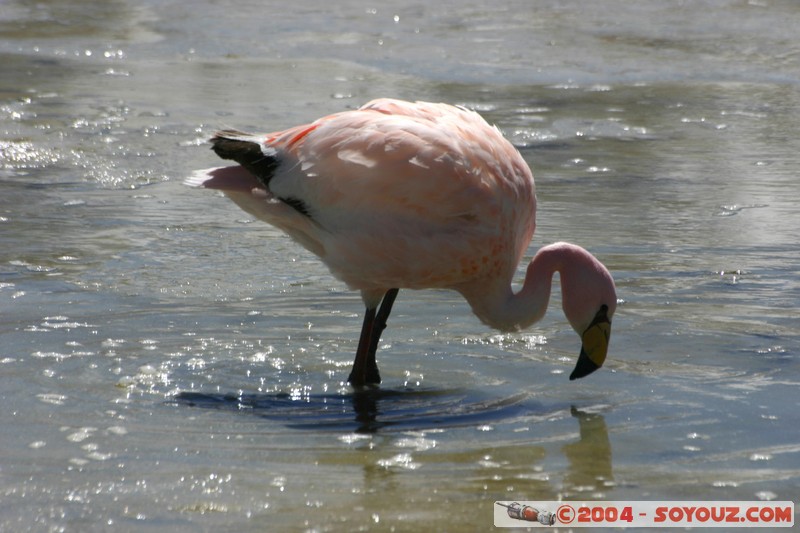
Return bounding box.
[569,305,611,380]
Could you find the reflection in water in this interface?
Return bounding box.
[562,406,613,496]
[350,389,389,433]
[172,390,613,499]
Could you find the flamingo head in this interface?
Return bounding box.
[551,242,616,380]
[570,303,612,380]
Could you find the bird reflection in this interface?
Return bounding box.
[172,390,614,502]
[350,389,383,433]
[562,406,613,494]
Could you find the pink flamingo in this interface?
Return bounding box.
[187,99,616,387]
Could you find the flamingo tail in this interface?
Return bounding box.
[210,130,280,186]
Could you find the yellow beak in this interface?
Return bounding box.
[570,305,611,380]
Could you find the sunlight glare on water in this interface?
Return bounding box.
[1,0,798,531]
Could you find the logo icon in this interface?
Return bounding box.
[495,502,556,525]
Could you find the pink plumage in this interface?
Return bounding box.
[187,99,616,386]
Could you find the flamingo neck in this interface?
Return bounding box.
[460,247,558,333]
[460,242,610,334]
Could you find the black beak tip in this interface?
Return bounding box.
[569,348,601,381]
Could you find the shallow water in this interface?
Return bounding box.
[1,0,799,531]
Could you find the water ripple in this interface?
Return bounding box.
[171,388,532,434]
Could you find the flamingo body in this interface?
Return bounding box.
[187,99,616,385]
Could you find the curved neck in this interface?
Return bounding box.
[459,247,558,333]
[459,242,613,333]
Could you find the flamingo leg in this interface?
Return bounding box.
[366,288,399,379]
[348,288,399,387]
